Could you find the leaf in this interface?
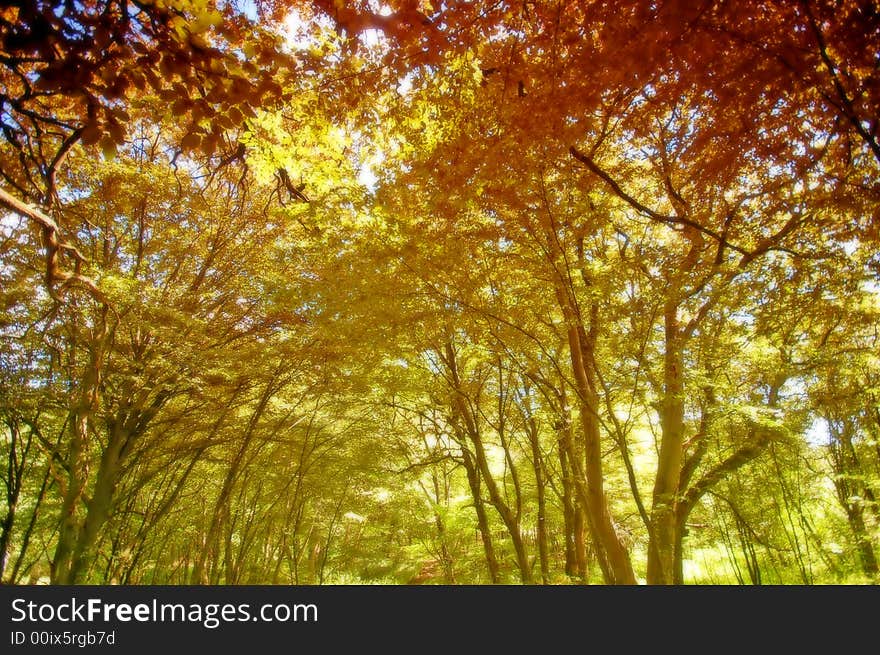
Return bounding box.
[180,131,202,150]
[171,99,190,116]
[81,124,102,146]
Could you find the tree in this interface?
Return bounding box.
[2,0,878,586]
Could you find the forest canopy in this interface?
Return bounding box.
[1,0,878,585]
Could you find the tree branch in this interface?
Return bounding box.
[801,0,880,166]
[0,185,104,302]
[680,431,772,515]
[569,145,752,256]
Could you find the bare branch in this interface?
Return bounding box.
[0,185,104,302]
[569,145,752,256]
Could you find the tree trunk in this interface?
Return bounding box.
[461,449,500,583]
[647,303,685,584]
[573,504,589,582]
[558,439,578,579]
[525,407,550,584]
[430,469,456,583]
[564,321,636,584]
[52,315,112,584]
[545,245,635,584]
[52,368,100,582]
[554,409,589,582]
[66,429,123,583]
[0,418,30,581]
[443,341,533,583]
[191,376,279,584]
[472,429,533,583]
[845,505,879,578]
[673,505,688,584]
[827,416,879,579]
[9,460,53,584]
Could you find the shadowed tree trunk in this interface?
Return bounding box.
[460,448,500,583]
